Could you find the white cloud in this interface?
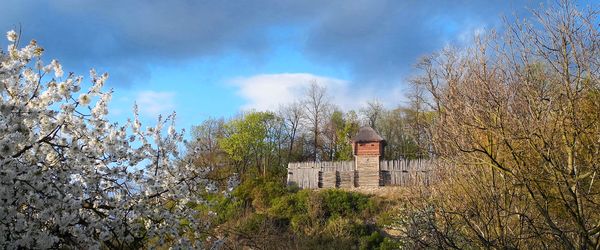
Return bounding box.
[135,90,176,117]
[232,73,406,112]
[232,73,343,111]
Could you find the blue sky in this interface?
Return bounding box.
[2,0,583,131]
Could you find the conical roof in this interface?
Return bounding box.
[352,126,384,142]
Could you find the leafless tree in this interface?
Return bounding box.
[360,100,384,129]
[302,82,331,161]
[403,1,600,248]
[279,101,304,162]
[189,117,227,166]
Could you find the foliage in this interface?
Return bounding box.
[320,189,378,217]
[377,107,429,160]
[322,109,360,161]
[199,176,399,249]
[218,111,287,177]
[220,113,271,165]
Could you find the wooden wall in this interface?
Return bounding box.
[354,142,382,156]
[380,159,436,186]
[287,165,320,189]
[287,159,436,189]
[355,155,380,187]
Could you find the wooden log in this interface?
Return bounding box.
[320,171,337,188]
[338,171,355,188]
[355,170,381,187]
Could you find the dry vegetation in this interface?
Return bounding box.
[401,1,600,248]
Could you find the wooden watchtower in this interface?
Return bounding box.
[351,126,385,187]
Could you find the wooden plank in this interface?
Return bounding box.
[355,170,380,187]
[338,171,355,188]
[320,171,337,188]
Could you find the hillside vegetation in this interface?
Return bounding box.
[199,178,408,249]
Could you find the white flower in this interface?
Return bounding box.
[51,59,63,78]
[0,30,205,249]
[6,30,17,42]
[78,94,91,105]
[168,125,176,137]
[58,82,69,97]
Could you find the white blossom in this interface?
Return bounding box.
[0,31,216,249]
[78,93,91,105]
[6,30,17,42]
[50,59,63,78]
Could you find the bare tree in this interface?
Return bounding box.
[360,100,384,129]
[279,101,304,162]
[403,1,600,248]
[302,82,331,161]
[404,83,434,158]
[189,117,227,167]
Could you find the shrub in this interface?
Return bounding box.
[359,231,384,250]
[322,216,356,238]
[321,189,377,217]
[269,189,310,218]
[249,180,287,211]
[238,213,268,233]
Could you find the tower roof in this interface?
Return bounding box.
[352,126,385,143]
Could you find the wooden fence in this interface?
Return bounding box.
[286,161,353,189]
[380,159,436,186]
[287,159,437,189]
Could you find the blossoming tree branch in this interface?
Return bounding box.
[0,30,224,249]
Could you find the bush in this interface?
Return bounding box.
[360,231,384,250]
[379,237,401,250]
[269,190,310,218]
[290,213,316,235]
[207,176,399,249]
[321,189,378,217]
[230,177,287,212]
[238,213,268,233]
[249,180,287,211]
[322,216,358,238]
[201,192,244,224]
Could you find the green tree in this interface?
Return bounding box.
[219,112,283,177]
[376,107,422,160]
[323,109,344,161]
[337,111,360,161]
